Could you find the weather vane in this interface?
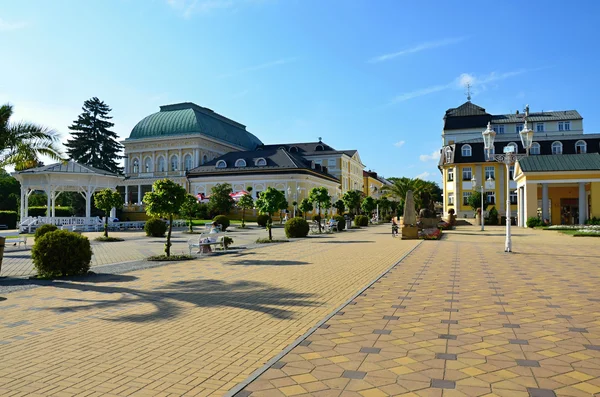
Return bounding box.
[465,83,472,101]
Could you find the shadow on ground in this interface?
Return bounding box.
[5,274,319,322]
[225,259,309,266]
[317,240,375,244]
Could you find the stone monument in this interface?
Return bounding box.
[401,190,419,239]
[417,190,440,228]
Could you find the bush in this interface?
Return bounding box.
[312,215,321,222]
[32,230,92,277]
[28,206,72,217]
[334,215,346,231]
[586,217,600,225]
[383,215,392,223]
[285,217,310,238]
[197,203,210,220]
[0,210,17,229]
[257,214,271,227]
[526,217,543,228]
[145,218,167,237]
[487,207,499,225]
[354,215,368,227]
[213,215,230,231]
[223,236,234,248]
[34,224,58,240]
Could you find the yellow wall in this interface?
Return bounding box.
[539,185,579,225]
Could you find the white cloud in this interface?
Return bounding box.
[390,68,535,104]
[218,57,297,78]
[415,171,431,180]
[0,17,28,31]
[369,37,466,63]
[394,140,405,148]
[419,150,440,162]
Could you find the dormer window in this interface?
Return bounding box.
[216,160,227,168]
[289,146,299,153]
[315,144,325,151]
[530,142,541,155]
[255,158,267,166]
[444,147,452,163]
[552,141,563,155]
[575,140,587,154]
[506,142,518,153]
[461,144,472,157]
[278,146,286,151]
[235,159,247,167]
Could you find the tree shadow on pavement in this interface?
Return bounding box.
[224,259,309,266]
[317,241,375,244]
[44,278,318,322]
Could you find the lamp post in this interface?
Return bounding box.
[288,185,302,218]
[470,175,485,231]
[482,120,534,252]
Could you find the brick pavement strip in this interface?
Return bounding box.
[234,226,600,397]
[0,225,418,396]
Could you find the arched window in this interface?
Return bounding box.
[289,146,299,153]
[132,158,139,173]
[216,160,227,168]
[575,140,587,154]
[530,142,541,155]
[202,154,208,164]
[461,144,472,157]
[235,159,246,167]
[552,141,563,155]
[255,158,267,166]
[170,155,179,171]
[444,147,452,163]
[184,154,193,171]
[315,144,325,151]
[144,157,152,173]
[157,156,166,172]
[506,142,518,153]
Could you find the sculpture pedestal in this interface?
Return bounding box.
[401,225,419,240]
[419,218,439,228]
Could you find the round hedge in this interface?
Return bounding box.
[35,224,58,240]
[284,217,309,238]
[32,230,92,277]
[334,215,345,231]
[354,215,369,227]
[213,215,230,231]
[257,214,271,227]
[145,218,167,237]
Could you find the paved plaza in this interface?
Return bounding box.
[1,225,600,396]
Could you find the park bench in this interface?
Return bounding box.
[4,235,28,247]
[187,232,227,255]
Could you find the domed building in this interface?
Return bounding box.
[121,102,367,220]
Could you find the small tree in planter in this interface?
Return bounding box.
[180,194,202,233]
[255,187,286,240]
[93,188,123,238]
[298,198,313,219]
[468,191,488,225]
[308,187,331,233]
[237,193,254,228]
[143,179,187,257]
[342,190,362,216]
[361,196,376,216]
[333,199,345,215]
[208,183,234,215]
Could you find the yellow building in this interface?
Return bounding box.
[362,170,391,198]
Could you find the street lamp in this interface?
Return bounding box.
[482,120,534,252]
[471,175,485,231]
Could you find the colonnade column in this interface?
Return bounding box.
[579,182,587,224]
[124,185,129,205]
[137,185,142,204]
[541,183,549,222]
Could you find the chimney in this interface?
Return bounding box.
[516,110,519,115]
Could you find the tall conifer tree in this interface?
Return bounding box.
[65,97,123,173]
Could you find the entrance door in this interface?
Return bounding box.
[560,198,578,225]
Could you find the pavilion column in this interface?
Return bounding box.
[124,185,129,205]
[85,189,92,219]
[46,186,52,218]
[541,183,549,222]
[579,182,587,224]
[137,185,142,203]
[51,191,56,218]
[20,187,26,222]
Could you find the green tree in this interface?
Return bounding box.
[468,191,489,213]
[143,179,187,256]
[383,177,426,212]
[361,196,377,215]
[237,193,254,228]
[255,187,286,240]
[308,187,331,233]
[377,197,392,217]
[93,188,123,238]
[333,199,345,215]
[65,97,123,174]
[298,198,313,219]
[180,194,202,233]
[278,199,289,224]
[208,183,234,215]
[0,170,20,211]
[342,190,362,216]
[0,103,63,170]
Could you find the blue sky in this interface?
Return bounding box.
[2,0,600,182]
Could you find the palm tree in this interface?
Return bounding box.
[0,103,63,170]
[382,177,427,213]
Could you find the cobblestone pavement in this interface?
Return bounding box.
[236,226,600,397]
[0,225,288,277]
[0,225,418,396]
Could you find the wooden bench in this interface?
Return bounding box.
[188,232,227,255]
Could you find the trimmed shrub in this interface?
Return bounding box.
[487,207,499,225]
[257,214,271,227]
[213,215,230,231]
[354,215,369,227]
[28,206,72,217]
[526,217,543,228]
[586,217,600,226]
[32,230,92,277]
[35,224,58,240]
[284,217,310,238]
[145,218,167,237]
[334,215,345,231]
[0,210,17,229]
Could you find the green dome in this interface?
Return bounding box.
[128,102,263,150]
